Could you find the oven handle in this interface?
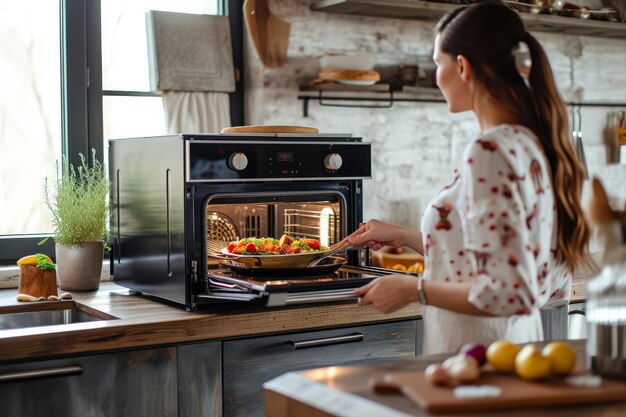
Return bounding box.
[289,333,364,350]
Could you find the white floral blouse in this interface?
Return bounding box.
[420,124,571,354]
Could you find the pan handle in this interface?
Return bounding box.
[289,333,364,350]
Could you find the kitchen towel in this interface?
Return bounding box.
[162,91,230,134]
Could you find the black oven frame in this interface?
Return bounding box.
[109,134,369,310]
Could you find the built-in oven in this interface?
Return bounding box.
[109,133,384,310]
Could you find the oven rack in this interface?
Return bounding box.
[283,208,339,246]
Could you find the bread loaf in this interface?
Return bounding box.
[318,69,381,82]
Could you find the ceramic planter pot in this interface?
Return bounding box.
[55,242,104,291]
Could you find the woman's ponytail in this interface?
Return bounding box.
[523,31,590,272]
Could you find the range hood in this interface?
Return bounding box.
[310,0,626,39]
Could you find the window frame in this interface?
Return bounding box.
[0,0,242,264]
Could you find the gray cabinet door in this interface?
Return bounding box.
[0,347,177,417]
[223,320,416,417]
[178,341,221,417]
[541,305,568,340]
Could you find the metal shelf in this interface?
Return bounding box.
[299,83,446,116]
[311,0,626,40]
[298,87,626,117]
[298,90,444,117]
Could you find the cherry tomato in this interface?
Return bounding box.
[245,243,257,253]
[227,243,236,253]
[305,240,321,250]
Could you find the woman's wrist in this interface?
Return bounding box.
[416,277,428,305]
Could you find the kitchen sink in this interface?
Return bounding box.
[0,301,118,331]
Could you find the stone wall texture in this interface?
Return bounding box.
[244,0,626,229]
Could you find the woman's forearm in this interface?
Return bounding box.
[400,226,423,254]
[421,280,494,317]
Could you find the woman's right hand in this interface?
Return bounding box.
[345,219,422,252]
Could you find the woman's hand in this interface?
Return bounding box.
[353,275,419,313]
[345,219,423,252]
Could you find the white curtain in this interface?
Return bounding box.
[162,91,231,134]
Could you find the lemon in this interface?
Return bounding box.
[390,264,406,271]
[486,340,521,372]
[542,341,577,375]
[406,262,424,274]
[515,344,551,380]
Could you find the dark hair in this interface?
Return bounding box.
[437,1,590,272]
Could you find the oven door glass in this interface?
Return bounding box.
[204,191,344,268]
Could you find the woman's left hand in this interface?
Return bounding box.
[354,275,419,313]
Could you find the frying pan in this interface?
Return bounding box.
[219,257,345,278]
[214,240,351,268]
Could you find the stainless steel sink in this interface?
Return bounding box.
[0,302,118,331]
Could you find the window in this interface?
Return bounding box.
[0,0,240,264]
[0,1,62,237]
[101,0,221,140]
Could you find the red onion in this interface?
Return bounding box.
[459,343,487,367]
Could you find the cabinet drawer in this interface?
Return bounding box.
[0,347,177,417]
[223,320,416,417]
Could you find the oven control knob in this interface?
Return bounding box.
[228,152,248,171]
[323,153,342,171]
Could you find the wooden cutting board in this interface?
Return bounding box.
[373,371,626,414]
[221,125,319,134]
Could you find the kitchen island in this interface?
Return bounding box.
[264,340,626,417]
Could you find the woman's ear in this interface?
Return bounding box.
[457,55,472,83]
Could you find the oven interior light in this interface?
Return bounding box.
[319,207,334,247]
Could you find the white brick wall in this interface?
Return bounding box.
[245,0,626,227]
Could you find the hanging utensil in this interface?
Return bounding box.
[243,0,290,68]
[574,104,589,179]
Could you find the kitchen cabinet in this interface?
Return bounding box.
[568,301,587,339]
[541,305,568,340]
[0,347,177,417]
[222,319,419,417]
[178,341,222,417]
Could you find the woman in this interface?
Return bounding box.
[347,1,590,354]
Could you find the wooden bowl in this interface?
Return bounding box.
[371,246,423,269]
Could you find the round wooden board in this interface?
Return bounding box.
[221,125,319,134]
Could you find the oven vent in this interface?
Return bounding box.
[283,208,339,246]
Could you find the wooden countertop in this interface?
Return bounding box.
[0,282,421,364]
[0,273,589,364]
[264,340,626,417]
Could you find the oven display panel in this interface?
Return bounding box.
[187,142,371,181]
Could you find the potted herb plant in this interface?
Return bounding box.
[43,149,109,291]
